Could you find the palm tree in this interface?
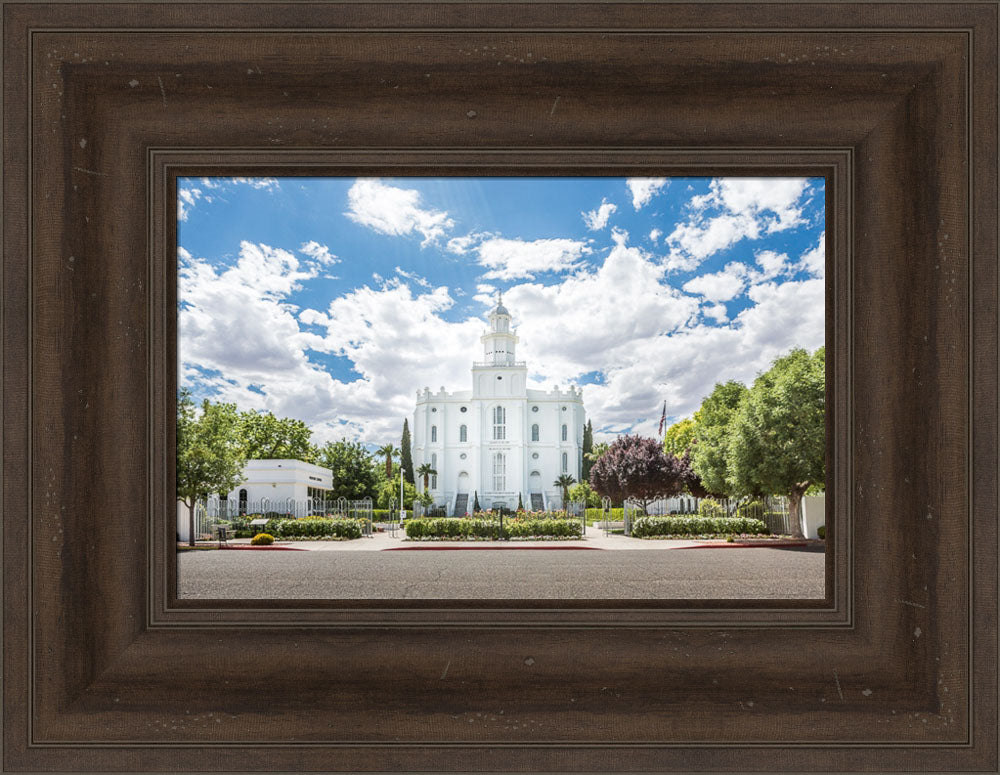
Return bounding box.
[416,462,437,493]
[554,474,576,510]
[376,443,399,480]
[584,442,609,465]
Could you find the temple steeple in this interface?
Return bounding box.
[482,291,519,366]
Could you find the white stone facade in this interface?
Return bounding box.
[177,459,333,540]
[411,297,585,515]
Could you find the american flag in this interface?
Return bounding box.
[657,401,667,437]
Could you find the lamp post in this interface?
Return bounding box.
[399,458,405,527]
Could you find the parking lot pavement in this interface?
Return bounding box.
[178,544,826,599]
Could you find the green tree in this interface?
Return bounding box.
[376,473,417,511]
[176,390,246,546]
[239,410,315,461]
[553,474,576,509]
[399,419,415,485]
[473,491,481,511]
[568,480,601,507]
[517,492,524,512]
[690,380,749,498]
[663,415,697,457]
[315,439,379,501]
[581,420,595,481]
[726,347,825,538]
[376,443,399,480]
[416,462,437,493]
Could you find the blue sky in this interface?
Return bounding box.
[178,176,825,445]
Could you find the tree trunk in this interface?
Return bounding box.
[787,490,806,538]
[187,499,196,547]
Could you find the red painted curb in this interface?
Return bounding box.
[679,541,811,549]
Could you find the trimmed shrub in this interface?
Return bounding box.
[263,517,363,540]
[817,525,826,539]
[585,507,625,522]
[404,517,583,540]
[698,499,726,519]
[250,533,274,545]
[506,518,583,539]
[631,515,768,538]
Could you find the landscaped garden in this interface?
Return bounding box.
[213,515,367,540]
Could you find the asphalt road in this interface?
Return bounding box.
[178,546,825,599]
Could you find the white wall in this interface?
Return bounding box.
[801,493,826,539]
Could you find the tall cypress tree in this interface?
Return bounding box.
[400,418,415,485]
[581,419,594,482]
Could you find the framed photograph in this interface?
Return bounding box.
[3,2,996,772]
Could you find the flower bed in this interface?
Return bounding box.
[631,515,768,538]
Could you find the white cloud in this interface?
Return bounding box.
[473,236,591,280]
[649,228,662,244]
[394,266,431,288]
[177,187,202,222]
[703,303,729,323]
[665,177,811,271]
[799,232,825,276]
[582,198,617,230]
[299,240,339,266]
[446,232,489,255]
[682,262,748,302]
[626,178,668,210]
[181,229,824,449]
[504,230,700,383]
[753,249,789,281]
[345,178,454,247]
[179,178,281,221]
[228,177,280,191]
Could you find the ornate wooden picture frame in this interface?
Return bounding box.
[3,2,996,771]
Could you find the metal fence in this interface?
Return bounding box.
[200,496,375,538]
[731,496,793,535]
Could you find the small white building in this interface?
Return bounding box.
[177,459,332,540]
[411,295,586,515]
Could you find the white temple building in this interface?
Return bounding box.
[411,295,585,515]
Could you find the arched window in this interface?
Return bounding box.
[459,424,467,443]
[562,452,568,473]
[238,488,248,516]
[493,452,506,491]
[431,453,438,490]
[492,405,506,440]
[531,423,539,442]
[430,425,437,443]
[561,423,568,441]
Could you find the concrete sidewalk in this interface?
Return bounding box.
[213,526,815,552]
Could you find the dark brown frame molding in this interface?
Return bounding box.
[3,2,997,772]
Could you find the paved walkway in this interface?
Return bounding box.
[209,526,815,553]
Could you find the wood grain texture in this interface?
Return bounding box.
[2,2,996,772]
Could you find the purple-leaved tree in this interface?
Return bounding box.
[588,435,686,513]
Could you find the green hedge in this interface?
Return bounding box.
[263,517,364,540]
[631,515,769,538]
[585,508,625,521]
[373,509,412,521]
[405,517,584,540]
[405,518,503,539]
[507,518,583,538]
